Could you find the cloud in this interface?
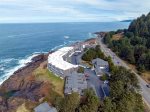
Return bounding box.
[0,0,149,23]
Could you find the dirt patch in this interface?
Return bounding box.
[112,33,123,40]
[123,60,150,83]
[142,71,150,83]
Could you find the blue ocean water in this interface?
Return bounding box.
[0,22,130,84]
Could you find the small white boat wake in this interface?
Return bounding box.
[64,36,70,39]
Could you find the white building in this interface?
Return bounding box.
[48,47,78,78]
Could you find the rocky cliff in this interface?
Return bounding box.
[0,53,52,112]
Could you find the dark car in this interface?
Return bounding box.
[146,84,150,88]
[85,74,89,77]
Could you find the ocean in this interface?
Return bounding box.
[0,22,130,84]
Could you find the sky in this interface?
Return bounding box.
[0,0,150,23]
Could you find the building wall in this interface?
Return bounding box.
[48,63,78,78]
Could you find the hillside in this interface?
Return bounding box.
[103,13,150,82]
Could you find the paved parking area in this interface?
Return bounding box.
[70,50,109,99]
[84,68,105,99]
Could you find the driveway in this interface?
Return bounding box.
[84,68,105,99]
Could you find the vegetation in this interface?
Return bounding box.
[100,74,108,81]
[82,45,106,62]
[34,67,64,96]
[100,67,144,112]
[82,45,116,72]
[54,89,99,112]
[104,13,150,72]
[16,103,30,112]
[79,89,100,112]
[58,93,80,112]
[77,66,85,73]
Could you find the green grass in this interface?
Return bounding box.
[34,67,64,96]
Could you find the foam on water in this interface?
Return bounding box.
[0,67,4,71]
[0,53,40,85]
[51,41,70,51]
[64,36,70,39]
[0,58,17,63]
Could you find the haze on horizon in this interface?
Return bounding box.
[0,0,150,23]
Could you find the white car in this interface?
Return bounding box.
[104,80,109,84]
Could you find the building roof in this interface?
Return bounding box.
[92,58,109,66]
[48,47,78,70]
[34,102,57,112]
[65,72,87,94]
[95,66,103,74]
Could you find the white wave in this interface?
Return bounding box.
[0,58,17,64]
[68,40,79,44]
[0,53,40,85]
[33,51,48,54]
[18,54,39,65]
[51,42,68,51]
[88,32,96,38]
[88,32,93,38]
[64,36,70,39]
[0,67,4,71]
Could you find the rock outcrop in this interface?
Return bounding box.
[0,53,51,112]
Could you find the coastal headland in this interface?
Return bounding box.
[0,32,149,112]
[0,38,96,112]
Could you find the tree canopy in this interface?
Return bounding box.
[100,67,144,112]
[103,12,150,71]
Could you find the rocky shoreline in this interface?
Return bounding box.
[0,53,49,111]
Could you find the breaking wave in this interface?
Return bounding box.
[0,53,40,85]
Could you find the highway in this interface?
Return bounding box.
[97,36,150,107]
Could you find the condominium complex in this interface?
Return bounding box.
[48,47,78,78]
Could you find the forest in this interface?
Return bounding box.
[103,13,150,72]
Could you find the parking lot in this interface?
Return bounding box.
[71,51,109,99]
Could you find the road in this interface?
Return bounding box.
[97,36,150,107]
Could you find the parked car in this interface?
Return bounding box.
[85,74,89,77]
[146,84,150,88]
[86,78,90,81]
[104,80,109,84]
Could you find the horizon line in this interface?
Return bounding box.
[0,20,131,24]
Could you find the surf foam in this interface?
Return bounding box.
[0,53,40,85]
[64,36,70,39]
